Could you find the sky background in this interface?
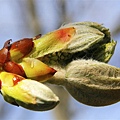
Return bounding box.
[0,0,120,120]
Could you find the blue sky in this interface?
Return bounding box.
[0,0,120,120]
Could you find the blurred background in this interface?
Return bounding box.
[0,0,120,120]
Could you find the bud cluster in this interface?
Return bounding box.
[0,21,119,111]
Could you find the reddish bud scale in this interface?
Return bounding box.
[10,38,34,58]
[12,75,24,85]
[0,48,10,66]
[3,61,26,77]
[0,39,12,67]
[50,68,57,75]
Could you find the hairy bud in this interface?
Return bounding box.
[65,59,120,106]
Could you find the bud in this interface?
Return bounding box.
[64,59,120,106]
[28,22,115,66]
[0,72,59,111]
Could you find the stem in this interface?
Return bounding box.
[47,67,66,86]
